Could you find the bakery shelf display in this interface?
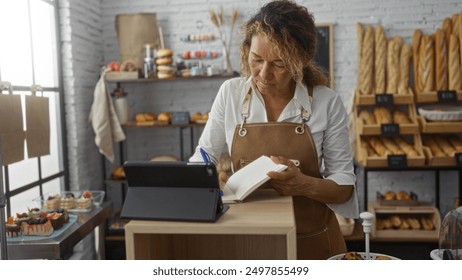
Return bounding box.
[421,134,462,166]
[368,202,441,241]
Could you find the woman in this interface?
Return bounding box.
[190,0,358,259]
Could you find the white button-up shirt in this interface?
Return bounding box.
[190,77,358,218]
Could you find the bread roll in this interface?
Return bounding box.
[375,25,387,93]
[386,39,400,94]
[435,135,457,156]
[420,217,434,230]
[384,191,396,200]
[424,137,446,157]
[399,218,411,230]
[358,109,376,125]
[435,29,448,91]
[406,217,421,230]
[422,35,435,92]
[413,29,423,93]
[396,191,411,200]
[359,26,375,95]
[398,44,412,95]
[449,34,461,90]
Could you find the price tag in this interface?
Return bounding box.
[455,153,462,167]
[437,90,457,103]
[381,124,400,137]
[387,155,407,168]
[375,93,394,106]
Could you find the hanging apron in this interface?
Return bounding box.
[230,89,347,259]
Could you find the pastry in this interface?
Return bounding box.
[390,215,402,228]
[412,29,423,93]
[157,48,173,58]
[157,112,171,122]
[342,252,363,260]
[111,165,125,179]
[46,211,67,230]
[398,44,412,95]
[5,216,21,237]
[45,194,61,210]
[191,112,203,122]
[375,255,392,260]
[22,218,54,236]
[420,217,434,230]
[60,193,76,210]
[435,28,448,91]
[76,191,93,209]
[155,57,173,66]
[449,34,461,90]
[157,65,175,79]
[384,191,396,200]
[374,25,387,93]
[396,191,411,200]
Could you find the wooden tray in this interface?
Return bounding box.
[417,115,462,133]
[414,90,462,103]
[354,89,414,105]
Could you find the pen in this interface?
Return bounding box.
[199,147,211,164]
[200,147,223,196]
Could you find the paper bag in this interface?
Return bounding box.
[116,13,159,69]
[0,93,25,165]
[25,94,50,158]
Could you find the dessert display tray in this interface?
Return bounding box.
[7,215,77,242]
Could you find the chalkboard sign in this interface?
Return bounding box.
[313,23,334,89]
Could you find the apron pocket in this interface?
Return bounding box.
[296,227,333,260]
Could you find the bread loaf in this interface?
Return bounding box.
[359,26,375,95]
[413,29,423,93]
[390,215,402,228]
[374,25,387,93]
[422,35,435,92]
[394,137,419,157]
[386,39,400,94]
[449,34,461,90]
[398,44,412,95]
[435,29,448,91]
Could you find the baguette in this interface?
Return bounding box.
[398,44,412,95]
[418,35,427,93]
[435,135,457,156]
[449,34,461,90]
[373,106,392,124]
[369,137,391,157]
[392,110,411,124]
[357,23,364,87]
[375,25,387,93]
[359,25,375,95]
[361,141,379,157]
[442,17,452,46]
[448,135,462,152]
[413,29,423,94]
[394,136,419,157]
[423,137,446,157]
[382,137,404,155]
[435,29,448,91]
[422,35,435,92]
[386,39,400,94]
[358,109,377,125]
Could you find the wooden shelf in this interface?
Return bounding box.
[106,72,239,83]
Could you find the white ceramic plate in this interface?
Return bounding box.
[328,252,400,260]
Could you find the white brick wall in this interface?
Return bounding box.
[60,0,461,244]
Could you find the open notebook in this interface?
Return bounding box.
[222,155,287,203]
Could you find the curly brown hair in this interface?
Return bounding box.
[240,0,328,87]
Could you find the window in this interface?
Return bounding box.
[0,0,67,216]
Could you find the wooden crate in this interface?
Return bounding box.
[368,202,441,241]
[417,116,462,133]
[356,134,426,167]
[414,90,462,103]
[355,104,420,135]
[354,89,414,105]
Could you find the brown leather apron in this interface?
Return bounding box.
[230,89,346,259]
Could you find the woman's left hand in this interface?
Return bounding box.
[267,155,307,196]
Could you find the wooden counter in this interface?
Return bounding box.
[124,189,296,260]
